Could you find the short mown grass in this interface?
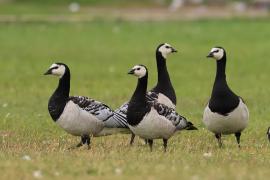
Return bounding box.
[0,19,270,179]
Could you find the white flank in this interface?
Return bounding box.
[129,108,176,139]
[203,99,249,134]
[56,101,104,136]
[157,93,176,109]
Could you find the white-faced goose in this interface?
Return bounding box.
[127,64,197,152]
[203,47,249,148]
[44,63,128,149]
[116,43,178,145]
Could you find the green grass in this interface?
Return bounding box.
[0,19,270,179]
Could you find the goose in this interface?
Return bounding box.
[44,62,128,149]
[203,47,249,148]
[116,43,178,145]
[127,64,197,152]
[267,127,270,142]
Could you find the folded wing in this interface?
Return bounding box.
[151,101,197,130]
[69,96,128,128]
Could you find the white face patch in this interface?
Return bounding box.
[209,47,224,60]
[131,65,147,78]
[158,43,174,59]
[49,63,66,78]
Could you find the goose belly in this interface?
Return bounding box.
[203,100,249,134]
[157,93,176,109]
[56,101,104,136]
[128,108,176,139]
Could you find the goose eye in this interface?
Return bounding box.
[137,68,141,70]
[52,66,59,70]
[165,46,170,48]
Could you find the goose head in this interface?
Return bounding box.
[128,64,147,79]
[157,43,177,59]
[207,47,226,61]
[44,63,67,78]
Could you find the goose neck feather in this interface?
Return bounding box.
[152,51,176,105]
[209,55,240,115]
[127,73,150,126]
[48,66,70,121]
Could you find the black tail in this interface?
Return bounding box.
[185,122,198,130]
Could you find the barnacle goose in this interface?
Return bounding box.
[203,47,249,148]
[116,43,178,145]
[44,63,128,149]
[127,64,197,152]
[267,127,270,142]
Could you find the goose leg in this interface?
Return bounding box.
[215,133,222,148]
[163,139,168,152]
[235,132,241,148]
[86,136,91,150]
[130,133,135,145]
[81,135,91,149]
[148,139,153,152]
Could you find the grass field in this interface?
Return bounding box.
[0,19,270,179]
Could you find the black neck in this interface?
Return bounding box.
[156,52,173,88]
[57,73,70,99]
[215,55,227,82]
[127,73,150,126]
[130,74,148,106]
[151,52,176,104]
[209,54,240,115]
[212,55,230,92]
[48,69,70,121]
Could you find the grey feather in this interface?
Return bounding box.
[69,96,114,121]
[69,96,128,128]
[146,91,159,102]
[151,101,191,130]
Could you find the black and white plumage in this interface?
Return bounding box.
[126,65,197,152]
[116,43,178,144]
[203,47,249,148]
[44,63,129,149]
[267,127,270,142]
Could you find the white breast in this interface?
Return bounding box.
[157,93,176,109]
[203,99,249,134]
[56,101,104,136]
[128,108,176,139]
